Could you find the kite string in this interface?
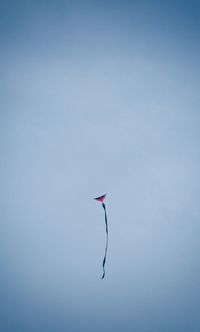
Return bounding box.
[101,203,108,279]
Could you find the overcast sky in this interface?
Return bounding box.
[1,1,200,331]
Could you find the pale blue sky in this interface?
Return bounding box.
[1,1,200,331]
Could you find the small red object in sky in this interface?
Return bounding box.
[94,194,107,202]
[94,193,108,279]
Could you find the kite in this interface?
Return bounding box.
[94,194,108,279]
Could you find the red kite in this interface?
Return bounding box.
[94,193,107,203]
[94,193,108,279]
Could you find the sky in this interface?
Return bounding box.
[1,0,200,331]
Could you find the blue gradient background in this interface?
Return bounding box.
[1,1,200,331]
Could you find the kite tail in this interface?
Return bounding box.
[101,203,108,279]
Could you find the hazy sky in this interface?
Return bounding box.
[1,1,200,331]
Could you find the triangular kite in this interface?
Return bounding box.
[94,194,108,279]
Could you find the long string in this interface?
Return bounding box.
[101,202,108,279]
